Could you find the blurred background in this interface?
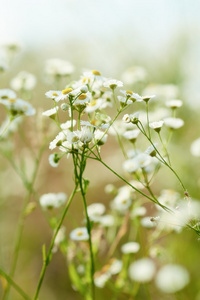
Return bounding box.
[1,0,200,299]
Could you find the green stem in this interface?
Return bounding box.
[112,89,119,111]
[2,144,45,300]
[88,149,171,212]
[146,102,151,139]
[79,149,95,300]
[137,121,187,192]
[32,185,78,300]
[0,269,31,300]
[0,117,13,139]
[158,132,171,165]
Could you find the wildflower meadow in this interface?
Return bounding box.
[0,36,200,300]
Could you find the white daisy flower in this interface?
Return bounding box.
[190,137,200,157]
[123,129,140,142]
[117,96,132,106]
[67,130,81,145]
[94,272,111,288]
[166,99,183,109]
[49,131,67,150]
[10,71,37,91]
[149,121,164,132]
[48,153,59,168]
[0,98,36,116]
[121,242,140,254]
[155,264,190,293]
[87,203,106,222]
[164,117,184,129]
[45,58,74,76]
[142,94,156,102]
[103,79,123,90]
[61,120,76,130]
[131,206,147,218]
[73,92,91,106]
[123,158,140,174]
[0,89,16,99]
[85,98,104,113]
[129,258,156,283]
[99,215,115,227]
[80,127,93,144]
[55,88,73,102]
[94,129,108,145]
[70,227,89,241]
[40,192,67,209]
[42,106,59,118]
[45,90,62,102]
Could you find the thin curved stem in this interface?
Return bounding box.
[32,185,78,300]
[0,269,31,300]
[79,150,95,300]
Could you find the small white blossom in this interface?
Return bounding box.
[0,89,16,99]
[42,106,59,118]
[61,120,76,130]
[40,193,67,209]
[121,242,140,254]
[45,90,62,102]
[149,121,164,132]
[164,117,184,129]
[45,58,74,76]
[123,129,140,142]
[129,258,156,283]
[94,129,108,145]
[103,79,123,89]
[166,99,183,109]
[10,71,36,91]
[70,227,89,241]
[87,203,106,222]
[155,264,190,293]
[99,215,115,227]
[190,137,200,157]
[48,153,59,168]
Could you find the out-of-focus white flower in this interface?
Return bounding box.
[94,272,111,288]
[103,79,123,89]
[70,227,89,241]
[109,259,123,275]
[99,214,115,227]
[87,203,106,222]
[45,58,74,76]
[112,188,132,212]
[121,242,140,254]
[142,95,156,102]
[94,129,108,145]
[85,98,104,113]
[131,206,147,218]
[52,226,66,253]
[79,127,93,144]
[143,84,179,101]
[121,66,147,84]
[49,131,67,150]
[42,106,59,118]
[164,117,184,129]
[123,158,140,174]
[67,131,81,145]
[129,258,156,282]
[145,144,158,157]
[149,121,164,132]
[123,129,140,142]
[0,89,16,99]
[0,97,36,116]
[141,217,156,228]
[155,264,190,293]
[40,192,67,209]
[61,120,76,130]
[10,71,36,91]
[190,137,200,157]
[117,95,132,106]
[166,99,183,109]
[122,114,131,123]
[48,153,59,168]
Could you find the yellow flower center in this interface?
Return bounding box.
[126,90,133,95]
[9,98,16,103]
[78,94,87,100]
[62,88,73,95]
[52,92,58,96]
[92,70,101,76]
[89,100,97,107]
[77,231,83,236]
